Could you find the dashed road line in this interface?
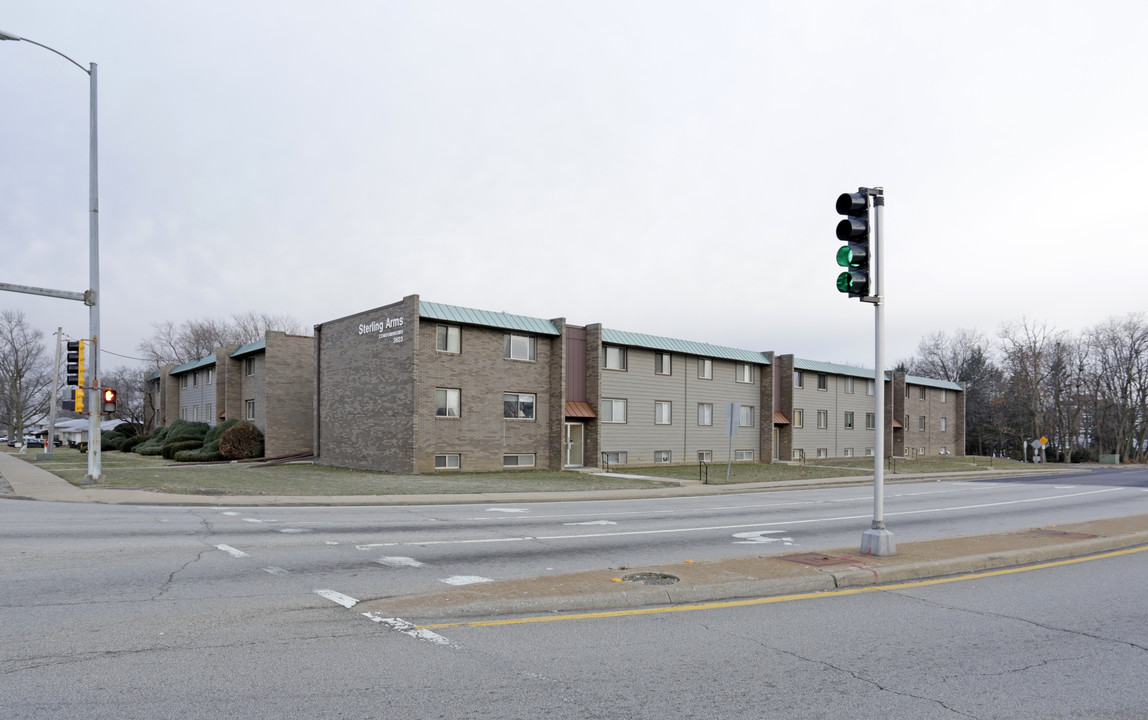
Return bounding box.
[214,544,249,558]
[315,589,359,608]
[363,613,456,647]
[440,575,493,586]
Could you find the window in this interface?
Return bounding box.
[436,325,460,353]
[817,410,828,429]
[844,448,854,457]
[435,454,460,469]
[941,389,948,403]
[603,451,627,464]
[697,450,712,462]
[180,375,188,389]
[794,370,804,388]
[919,386,927,400]
[179,406,188,420]
[603,346,627,370]
[867,379,875,396]
[245,357,255,376]
[601,399,627,423]
[734,450,754,461]
[698,358,712,379]
[940,417,947,431]
[435,388,461,417]
[905,385,911,399]
[940,446,948,455]
[206,368,215,385]
[654,450,672,463]
[503,454,535,468]
[736,363,753,383]
[245,399,255,421]
[816,448,828,458]
[844,411,854,430]
[866,412,876,430]
[844,377,854,394]
[503,393,535,419]
[655,353,671,375]
[905,415,910,430]
[793,448,805,460]
[192,371,199,388]
[919,416,927,431]
[817,373,828,391]
[698,403,713,426]
[206,403,213,421]
[655,401,672,425]
[739,405,754,427]
[794,409,804,428]
[192,405,199,421]
[865,447,874,456]
[504,333,536,361]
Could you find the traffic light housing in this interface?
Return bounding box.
[835,191,870,298]
[63,387,84,413]
[66,340,85,387]
[101,388,117,415]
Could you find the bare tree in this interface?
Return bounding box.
[136,312,306,367]
[0,311,52,438]
[100,364,147,428]
[998,319,1064,456]
[1084,314,1148,462]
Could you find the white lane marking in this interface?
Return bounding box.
[564,520,617,526]
[357,486,1132,548]
[214,544,249,558]
[363,614,455,647]
[315,589,359,608]
[221,511,242,516]
[440,575,493,586]
[263,566,289,575]
[279,528,311,533]
[1054,486,1075,489]
[242,518,264,523]
[732,530,795,546]
[486,508,528,513]
[377,556,426,568]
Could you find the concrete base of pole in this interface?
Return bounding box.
[861,527,897,556]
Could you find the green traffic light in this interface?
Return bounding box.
[836,246,853,267]
[837,269,868,295]
[836,272,852,293]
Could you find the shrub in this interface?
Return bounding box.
[163,439,204,460]
[119,434,149,453]
[101,431,126,451]
[219,422,264,460]
[171,418,241,463]
[1071,448,1092,464]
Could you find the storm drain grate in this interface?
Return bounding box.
[1027,528,1097,540]
[623,572,680,585]
[778,553,854,566]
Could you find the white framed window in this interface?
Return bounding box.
[245,399,255,421]
[655,401,672,425]
[940,446,948,455]
[905,415,910,430]
[905,385,911,399]
[192,405,199,422]
[919,386,927,400]
[504,333,536,362]
[192,371,199,388]
[817,410,828,429]
[844,377,854,394]
[698,403,713,426]
[941,388,948,403]
[435,388,461,417]
[654,450,671,463]
[866,412,876,430]
[503,393,535,419]
[867,379,875,396]
[503,453,535,468]
[435,454,460,469]
[736,363,753,383]
[734,450,754,461]
[206,403,213,421]
[940,417,947,431]
[816,448,828,458]
[793,448,805,460]
[180,375,188,389]
[865,447,874,456]
[698,358,712,379]
[601,399,627,423]
[655,353,671,376]
[603,346,627,370]
[436,325,460,354]
[179,406,188,420]
[603,451,627,465]
[844,411,854,430]
[739,405,754,427]
[844,447,854,457]
[697,450,712,462]
[794,409,804,428]
[206,368,215,385]
[794,370,804,388]
[817,373,828,391]
[245,357,255,376]
[919,416,926,431]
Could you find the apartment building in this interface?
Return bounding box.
[143,331,314,457]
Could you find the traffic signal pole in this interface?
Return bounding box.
[860,190,894,556]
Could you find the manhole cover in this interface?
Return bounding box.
[778,553,853,566]
[1027,528,1097,540]
[623,572,680,585]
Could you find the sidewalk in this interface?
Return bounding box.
[6,451,1144,620]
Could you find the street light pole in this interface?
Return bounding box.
[1,31,102,481]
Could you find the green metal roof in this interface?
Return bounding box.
[906,375,964,391]
[419,301,561,336]
[795,358,963,391]
[170,353,216,375]
[602,328,770,365]
[230,339,266,358]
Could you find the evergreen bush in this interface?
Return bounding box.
[219,422,264,460]
[163,439,204,460]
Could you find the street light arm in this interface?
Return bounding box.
[0,30,90,74]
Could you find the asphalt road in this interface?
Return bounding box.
[3,470,1147,718]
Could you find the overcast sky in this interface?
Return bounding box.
[3,1,1144,374]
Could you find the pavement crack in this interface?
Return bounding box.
[151,512,216,601]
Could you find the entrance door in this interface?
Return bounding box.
[565,422,584,467]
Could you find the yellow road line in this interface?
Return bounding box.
[420,544,1148,629]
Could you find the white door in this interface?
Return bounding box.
[565,422,584,467]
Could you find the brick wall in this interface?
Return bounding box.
[263,331,315,456]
